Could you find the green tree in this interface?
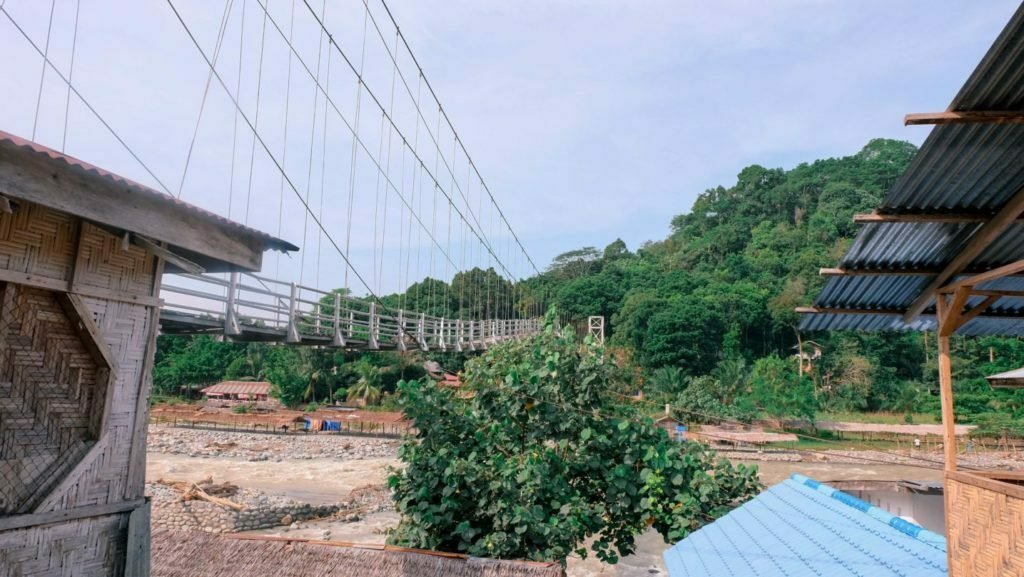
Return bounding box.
[347,362,383,405]
[749,355,818,421]
[388,315,760,564]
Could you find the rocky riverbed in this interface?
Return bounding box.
[147,425,399,460]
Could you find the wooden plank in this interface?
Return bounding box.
[903,185,1024,323]
[937,296,957,473]
[71,284,162,308]
[125,500,151,576]
[0,499,143,532]
[0,268,71,291]
[0,142,267,271]
[905,110,1024,125]
[948,470,1024,501]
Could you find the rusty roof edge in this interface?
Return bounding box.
[0,130,299,254]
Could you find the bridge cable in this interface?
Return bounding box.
[30,0,56,142]
[294,1,521,282]
[177,0,236,199]
[227,0,247,219]
[375,0,540,276]
[243,0,271,225]
[316,36,333,291]
[343,0,370,294]
[60,0,81,153]
[1,6,173,195]
[299,0,328,288]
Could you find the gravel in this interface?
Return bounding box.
[147,426,399,461]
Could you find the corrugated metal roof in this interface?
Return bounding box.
[986,367,1024,380]
[801,4,1024,335]
[0,130,299,254]
[663,474,947,577]
[201,381,273,395]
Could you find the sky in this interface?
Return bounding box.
[0,0,1020,298]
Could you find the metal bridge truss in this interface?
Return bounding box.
[159,273,540,351]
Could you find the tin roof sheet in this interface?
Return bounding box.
[801,4,1024,335]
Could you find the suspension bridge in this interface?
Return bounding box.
[0,0,549,351]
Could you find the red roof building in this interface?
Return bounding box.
[201,381,273,402]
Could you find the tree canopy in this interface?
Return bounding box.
[387,315,760,564]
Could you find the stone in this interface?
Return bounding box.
[280,514,293,526]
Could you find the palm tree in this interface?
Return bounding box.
[347,363,382,406]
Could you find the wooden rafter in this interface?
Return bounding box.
[905,110,1024,126]
[798,304,1024,321]
[903,186,1024,323]
[941,259,1024,292]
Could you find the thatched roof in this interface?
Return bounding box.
[151,530,563,577]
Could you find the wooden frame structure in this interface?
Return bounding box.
[0,131,290,576]
[799,5,1024,575]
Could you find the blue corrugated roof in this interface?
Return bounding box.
[663,475,947,577]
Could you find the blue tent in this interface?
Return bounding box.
[664,474,947,577]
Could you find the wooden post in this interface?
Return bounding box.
[936,294,957,472]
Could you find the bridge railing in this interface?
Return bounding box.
[160,272,541,350]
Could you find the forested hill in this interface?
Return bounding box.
[529,138,1024,428]
[532,138,917,373]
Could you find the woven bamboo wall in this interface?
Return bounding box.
[0,200,160,577]
[947,472,1024,577]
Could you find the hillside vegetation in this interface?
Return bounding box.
[154,139,1024,434]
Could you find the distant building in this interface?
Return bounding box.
[985,366,1024,389]
[201,381,273,403]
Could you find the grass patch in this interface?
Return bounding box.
[817,411,938,425]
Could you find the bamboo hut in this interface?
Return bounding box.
[0,130,295,576]
[150,531,564,577]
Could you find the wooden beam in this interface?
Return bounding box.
[131,234,205,275]
[957,295,1001,327]
[796,306,907,316]
[853,212,1003,224]
[903,185,1024,323]
[0,499,144,532]
[939,288,972,337]
[941,259,1024,292]
[940,288,1024,298]
[905,110,1024,126]
[0,142,267,271]
[819,266,1024,278]
[935,296,957,473]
